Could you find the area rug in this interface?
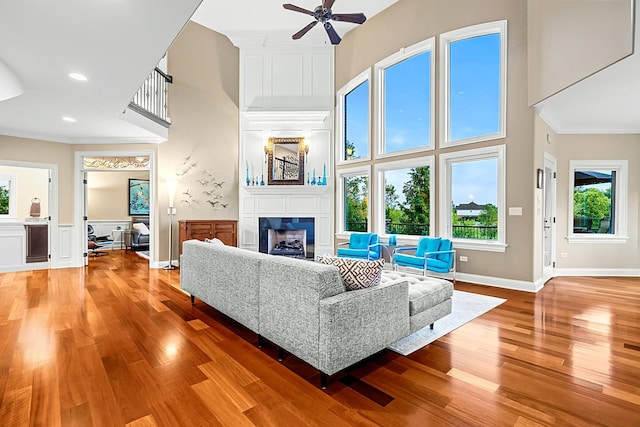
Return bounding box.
[388,290,506,356]
[136,250,150,260]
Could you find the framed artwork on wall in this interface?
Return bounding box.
[128,178,150,216]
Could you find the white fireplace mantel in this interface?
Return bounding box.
[243,185,330,195]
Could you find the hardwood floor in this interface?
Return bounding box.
[0,251,639,426]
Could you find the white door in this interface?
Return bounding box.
[542,153,557,283]
[83,171,89,266]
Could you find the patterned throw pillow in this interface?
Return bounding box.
[317,256,384,291]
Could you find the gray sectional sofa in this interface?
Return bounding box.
[180,239,453,387]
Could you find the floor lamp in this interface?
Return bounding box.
[164,180,179,270]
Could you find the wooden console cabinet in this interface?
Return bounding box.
[178,219,237,254]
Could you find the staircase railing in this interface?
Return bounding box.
[128,67,172,127]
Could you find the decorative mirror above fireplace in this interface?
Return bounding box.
[266,137,305,185]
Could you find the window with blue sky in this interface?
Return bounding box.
[336,22,508,245]
[440,145,506,251]
[343,79,369,161]
[376,38,434,156]
[440,21,507,147]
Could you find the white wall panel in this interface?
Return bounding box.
[0,224,26,270]
[257,197,286,214]
[318,197,332,215]
[272,54,304,100]
[286,197,318,214]
[311,53,332,106]
[244,55,264,109]
[57,225,73,265]
[241,216,258,246]
[242,197,255,214]
[317,216,332,246]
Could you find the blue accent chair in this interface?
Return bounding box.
[337,233,381,260]
[392,236,456,283]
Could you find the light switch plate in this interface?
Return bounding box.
[508,207,523,216]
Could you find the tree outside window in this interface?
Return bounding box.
[344,175,368,232]
[573,170,614,234]
[378,157,434,237]
[0,184,8,215]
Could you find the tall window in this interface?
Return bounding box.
[375,156,434,237]
[337,69,370,163]
[568,160,627,243]
[375,39,434,156]
[440,145,506,251]
[337,166,370,233]
[440,21,507,147]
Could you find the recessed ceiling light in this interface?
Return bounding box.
[68,72,87,81]
[62,116,76,122]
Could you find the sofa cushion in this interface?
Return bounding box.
[381,271,453,315]
[318,256,384,291]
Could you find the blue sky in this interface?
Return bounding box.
[346,33,501,207]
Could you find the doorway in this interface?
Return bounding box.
[542,152,557,283]
[75,151,155,267]
[0,160,56,272]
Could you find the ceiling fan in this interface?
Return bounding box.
[283,0,367,45]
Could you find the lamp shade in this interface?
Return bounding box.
[0,59,23,102]
[167,180,178,207]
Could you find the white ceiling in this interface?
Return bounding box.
[0,0,202,144]
[191,0,398,46]
[0,0,637,145]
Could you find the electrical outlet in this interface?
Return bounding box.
[560,252,568,258]
[459,256,468,262]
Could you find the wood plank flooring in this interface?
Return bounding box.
[1,251,639,426]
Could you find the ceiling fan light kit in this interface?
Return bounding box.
[283,0,366,45]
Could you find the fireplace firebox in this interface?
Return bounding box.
[259,217,314,259]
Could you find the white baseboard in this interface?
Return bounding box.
[554,268,640,277]
[456,272,540,293]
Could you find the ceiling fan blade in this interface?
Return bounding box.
[324,22,341,45]
[292,21,319,40]
[283,3,315,16]
[331,13,367,24]
[322,0,336,10]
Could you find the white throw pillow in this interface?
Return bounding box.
[132,222,150,235]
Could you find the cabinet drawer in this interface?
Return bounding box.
[214,223,235,232]
[189,224,214,233]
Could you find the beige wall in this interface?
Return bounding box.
[336,0,536,282]
[554,133,640,269]
[158,21,239,259]
[87,170,149,220]
[0,136,74,223]
[527,0,633,105]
